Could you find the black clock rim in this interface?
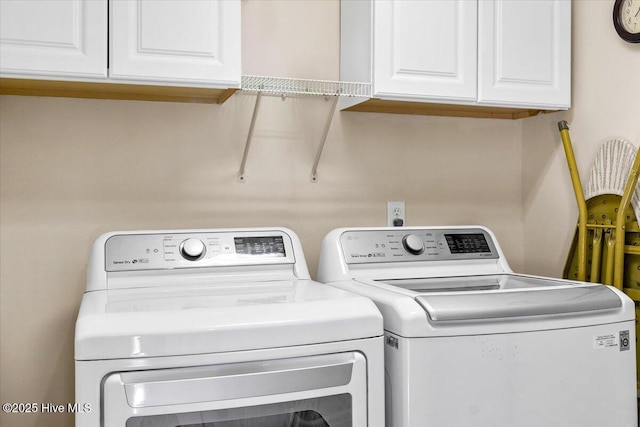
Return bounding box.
[613,0,640,43]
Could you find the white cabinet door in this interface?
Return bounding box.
[373,0,477,102]
[478,0,571,109]
[110,0,241,87]
[0,0,107,79]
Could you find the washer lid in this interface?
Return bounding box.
[380,275,622,321]
[75,280,382,360]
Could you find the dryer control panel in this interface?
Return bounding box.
[340,228,499,264]
[105,230,295,272]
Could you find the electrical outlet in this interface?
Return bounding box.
[387,201,406,227]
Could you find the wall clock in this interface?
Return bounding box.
[613,0,640,43]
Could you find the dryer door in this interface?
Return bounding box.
[102,352,366,427]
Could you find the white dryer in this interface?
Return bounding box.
[317,226,637,427]
[75,228,384,427]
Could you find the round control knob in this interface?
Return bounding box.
[402,234,424,255]
[179,238,206,261]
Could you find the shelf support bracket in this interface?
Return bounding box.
[310,96,339,183]
[237,91,262,183]
[236,76,370,183]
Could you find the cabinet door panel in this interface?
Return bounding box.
[478,0,571,109]
[0,0,107,78]
[373,0,477,102]
[110,0,240,87]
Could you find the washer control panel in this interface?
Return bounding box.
[340,228,499,264]
[105,231,295,272]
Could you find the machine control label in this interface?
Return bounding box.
[385,335,399,349]
[593,333,619,350]
[619,330,630,351]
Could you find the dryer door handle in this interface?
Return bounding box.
[107,352,361,408]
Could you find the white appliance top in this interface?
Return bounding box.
[317,226,635,337]
[75,228,382,360]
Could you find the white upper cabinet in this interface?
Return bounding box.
[1,0,241,96]
[110,0,240,87]
[373,0,477,102]
[341,0,571,116]
[373,0,477,101]
[478,0,571,109]
[0,0,107,79]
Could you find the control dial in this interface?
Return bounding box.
[402,234,424,255]
[179,238,206,261]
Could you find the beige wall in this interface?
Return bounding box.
[522,0,640,277]
[0,1,635,426]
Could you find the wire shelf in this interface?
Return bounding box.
[241,75,371,98]
[237,75,369,183]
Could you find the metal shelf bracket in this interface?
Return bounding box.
[236,75,370,183]
[237,92,261,183]
[310,96,339,183]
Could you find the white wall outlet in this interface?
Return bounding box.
[387,201,406,227]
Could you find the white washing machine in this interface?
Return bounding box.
[75,228,384,427]
[317,226,637,427]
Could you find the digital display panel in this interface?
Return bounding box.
[445,233,491,254]
[234,236,286,257]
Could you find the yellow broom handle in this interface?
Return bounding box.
[558,121,588,282]
[613,150,640,289]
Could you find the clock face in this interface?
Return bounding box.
[614,0,640,42]
[621,0,640,34]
